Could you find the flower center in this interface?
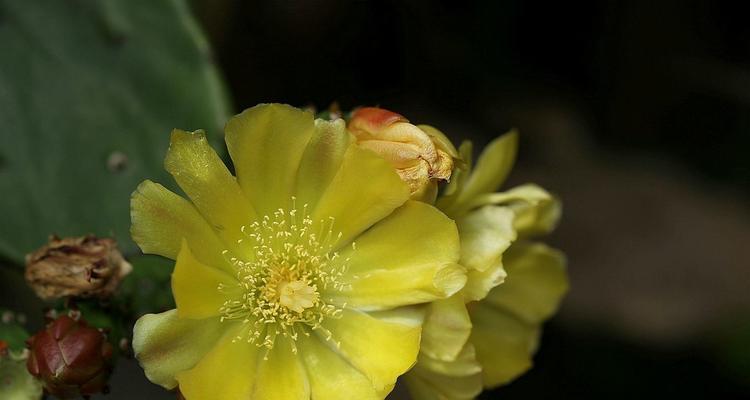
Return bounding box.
[276,279,318,313]
[218,198,351,354]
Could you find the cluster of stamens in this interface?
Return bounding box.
[218,198,352,356]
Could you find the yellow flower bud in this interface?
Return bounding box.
[348,107,454,200]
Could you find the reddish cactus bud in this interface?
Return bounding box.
[26,315,114,399]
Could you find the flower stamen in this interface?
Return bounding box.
[218,198,351,352]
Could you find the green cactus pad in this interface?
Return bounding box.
[0,0,231,264]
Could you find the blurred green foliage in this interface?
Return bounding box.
[116,255,175,318]
[713,317,750,387]
[0,0,230,265]
[0,310,28,352]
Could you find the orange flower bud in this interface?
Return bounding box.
[348,107,454,200]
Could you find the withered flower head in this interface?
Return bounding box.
[348,107,456,200]
[26,314,114,399]
[25,235,132,301]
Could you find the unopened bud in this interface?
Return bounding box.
[25,235,132,300]
[348,107,455,200]
[26,315,114,398]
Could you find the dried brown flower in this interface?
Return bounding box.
[25,235,132,300]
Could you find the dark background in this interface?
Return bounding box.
[192,0,750,398]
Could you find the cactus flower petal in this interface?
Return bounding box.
[406,128,567,400]
[320,308,422,392]
[131,104,463,399]
[130,180,230,270]
[132,310,225,390]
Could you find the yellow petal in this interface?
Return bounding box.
[405,374,481,400]
[312,144,410,247]
[484,243,568,324]
[225,104,315,216]
[444,130,518,216]
[177,324,260,400]
[460,130,518,199]
[469,243,568,388]
[342,201,459,274]
[462,259,507,302]
[320,308,422,391]
[328,201,463,309]
[457,205,516,272]
[172,240,236,319]
[416,342,482,377]
[417,124,460,159]
[508,187,561,239]
[439,140,473,200]
[298,334,381,400]
[405,343,482,400]
[252,337,310,400]
[331,262,466,311]
[164,129,256,260]
[419,295,472,362]
[294,119,351,211]
[459,184,561,238]
[130,180,228,268]
[132,310,225,389]
[469,303,539,388]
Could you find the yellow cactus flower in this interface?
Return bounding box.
[404,129,569,399]
[130,104,466,400]
[348,107,456,201]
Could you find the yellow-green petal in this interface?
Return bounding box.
[177,324,260,400]
[294,119,351,211]
[460,184,561,238]
[130,180,228,268]
[416,342,482,377]
[460,130,518,199]
[457,205,516,272]
[484,243,568,324]
[172,240,236,319]
[508,188,561,239]
[252,337,310,400]
[342,200,460,274]
[326,201,466,310]
[420,295,472,362]
[469,243,568,388]
[132,310,225,389]
[164,129,256,260]
[312,144,410,247]
[418,124,460,159]
[469,304,539,388]
[462,258,507,302]
[224,104,315,216]
[439,140,473,200]
[332,262,466,311]
[405,344,482,400]
[443,130,518,216]
[320,308,421,392]
[406,372,482,400]
[330,200,463,309]
[298,334,381,400]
